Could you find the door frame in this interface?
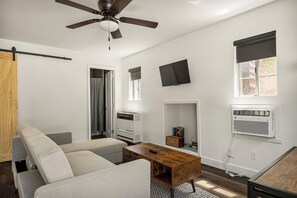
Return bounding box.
[87,64,116,140]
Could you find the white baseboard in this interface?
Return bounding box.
[201,156,258,178]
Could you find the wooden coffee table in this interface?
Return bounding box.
[123,143,201,198]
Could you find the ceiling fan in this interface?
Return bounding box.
[55,0,159,39]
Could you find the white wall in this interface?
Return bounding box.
[0,39,122,142]
[121,0,297,177]
[179,104,197,144]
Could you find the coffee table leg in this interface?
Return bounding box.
[191,180,196,193]
[171,187,174,198]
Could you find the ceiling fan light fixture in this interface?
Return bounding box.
[99,18,119,32]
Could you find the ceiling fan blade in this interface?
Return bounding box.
[110,0,132,14]
[66,19,100,29]
[119,17,158,28]
[111,29,122,39]
[55,0,101,15]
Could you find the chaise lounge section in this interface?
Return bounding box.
[60,137,126,164]
[12,125,150,198]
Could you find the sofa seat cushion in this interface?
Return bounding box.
[60,138,127,161]
[66,151,115,176]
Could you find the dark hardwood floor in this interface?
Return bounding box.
[0,161,248,198]
[0,161,18,198]
[195,164,248,198]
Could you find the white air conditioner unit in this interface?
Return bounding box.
[231,105,276,138]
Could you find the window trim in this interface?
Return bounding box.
[235,57,277,97]
[234,31,277,97]
[237,60,257,96]
[128,67,142,101]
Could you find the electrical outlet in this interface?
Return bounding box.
[251,151,256,160]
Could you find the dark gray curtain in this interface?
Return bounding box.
[90,77,104,135]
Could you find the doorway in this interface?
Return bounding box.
[88,66,115,140]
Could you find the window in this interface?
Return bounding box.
[234,31,277,96]
[129,67,141,100]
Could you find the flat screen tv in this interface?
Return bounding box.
[159,59,191,87]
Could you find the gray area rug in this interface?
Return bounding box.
[151,179,219,198]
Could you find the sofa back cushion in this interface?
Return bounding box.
[19,124,40,164]
[20,126,74,184]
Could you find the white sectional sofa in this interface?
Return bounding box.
[12,125,150,198]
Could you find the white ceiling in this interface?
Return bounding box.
[0,0,276,58]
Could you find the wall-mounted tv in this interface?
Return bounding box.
[159,59,191,87]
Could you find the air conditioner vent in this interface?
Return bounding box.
[231,105,276,138]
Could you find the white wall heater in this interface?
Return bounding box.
[231,105,276,138]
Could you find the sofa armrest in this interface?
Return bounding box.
[34,159,150,198]
[45,132,72,145]
[17,169,46,198]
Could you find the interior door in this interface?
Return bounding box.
[105,71,114,137]
[0,52,18,162]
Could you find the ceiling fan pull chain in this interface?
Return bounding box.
[108,22,111,50]
[108,33,111,50]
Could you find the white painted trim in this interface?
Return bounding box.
[162,99,201,156]
[233,47,239,97]
[88,64,117,71]
[162,99,200,104]
[201,156,258,178]
[87,64,116,140]
[197,101,202,157]
[234,134,282,144]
